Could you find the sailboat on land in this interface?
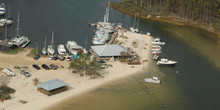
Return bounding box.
[47,31,55,55]
[42,36,47,55]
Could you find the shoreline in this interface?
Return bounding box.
[0,30,153,110]
[109,3,220,40]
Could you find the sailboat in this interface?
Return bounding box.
[130,13,139,33]
[8,12,29,47]
[42,36,47,55]
[47,31,55,55]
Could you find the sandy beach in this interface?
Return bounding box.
[0,31,153,110]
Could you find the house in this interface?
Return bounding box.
[91,44,129,60]
[37,79,68,96]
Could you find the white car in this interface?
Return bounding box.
[2,68,15,76]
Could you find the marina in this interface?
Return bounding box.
[0,0,220,110]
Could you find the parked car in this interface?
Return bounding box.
[20,70,31,77]
[49,55,58,60]
[42,64,50,70]
[66,56,73,61]
[49,64,58,70]
[58,56,65,61]
[34,55,40,60]
[32,64,40,70]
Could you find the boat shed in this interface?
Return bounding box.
[91,45,129,60]
[37,79,68,96]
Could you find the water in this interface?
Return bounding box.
[1,0,220,110]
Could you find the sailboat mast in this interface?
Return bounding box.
[107,1,110,23]
[85,35,87,50]
[133,14,136,28]
[44,36,47,48]
[137,18,139,29]
[8,4,10,18]
[16,12,20,36]
[51,31,54,49]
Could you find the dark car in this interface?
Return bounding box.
[32,64,40,70]
[58,56,65,61]
[34,55,40,60]
[49,64,58,70]
[42,64,50,70]
[20,70,31,77]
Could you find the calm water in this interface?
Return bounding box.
[1,0,220,110]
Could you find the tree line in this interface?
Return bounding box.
[116,0,220,31]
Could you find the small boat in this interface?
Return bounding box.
[145,77,161,84]
[66,41,82,55]
[153,54,159,60]
[57,44,67,55]
[151,38,165,45]
[157,58,178,66]
[42,36,47,55]
[0,3,5,15]
[21,39,31,48]
[152,50,161,54]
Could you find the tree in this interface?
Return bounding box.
[69,54,107,78]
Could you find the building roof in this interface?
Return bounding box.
[91,45,128,57]
[37,79,67,91]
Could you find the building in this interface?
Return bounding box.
[91,44,129,60]
[37,79,68,96]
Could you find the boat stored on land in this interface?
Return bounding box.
[66,41,82,55]
[42,36,47,55]
[57,44,67,55]
[145,77,161,84]
[47,31,55,55]
[157,58,177,66]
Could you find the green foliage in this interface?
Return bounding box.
[69,54,106,78]
[27,49,36,57]
[112,0,220,31]
[0,47,23,55]
[0,83,16,101]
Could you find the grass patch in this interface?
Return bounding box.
[120,35,128,39]
[113,39,120,44]
[0,47,23,55]
[26,49,36,58]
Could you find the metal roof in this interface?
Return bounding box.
[91,45,128,57]
[37,79,67,91]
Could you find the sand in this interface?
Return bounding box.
[0,30,153,110]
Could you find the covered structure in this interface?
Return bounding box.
[37,79,68,96]
[91,44,129,60]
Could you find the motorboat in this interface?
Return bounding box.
[57,44,67,55]
[47,45,55,55]
[2,68,15,76]
[66,41,82,55]
[145,77,161,84]
[151,38,165,45]
[21,39,31,48]
[157,58,178,66]
[8,36,29,47]
[0,3,5,15]
[152,50,161,54]
[153,54,159,60]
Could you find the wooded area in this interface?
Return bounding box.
[112,0,220,32]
